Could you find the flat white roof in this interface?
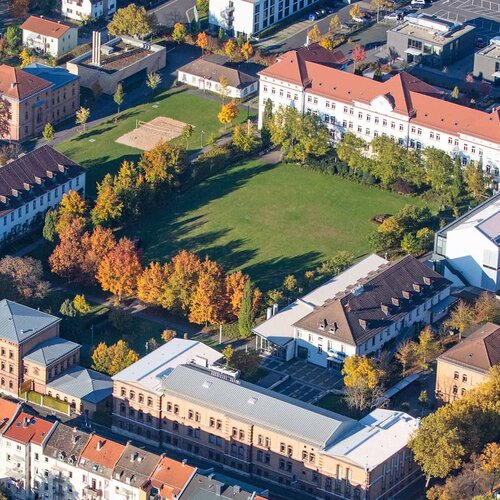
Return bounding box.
[112,339,222,394]
[322,409,419,471]
[253,254,388,346]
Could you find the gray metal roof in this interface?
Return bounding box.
[47,366,112,404]
[161,365,356,448]
[24,337,80,366]
[0,300,60,344]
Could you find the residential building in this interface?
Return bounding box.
[0,64,79,142]
[209,0,319,36]
[113,363,421,499]
[387,14,476,68]
[62,0,116,22]
[474,36,500,84]
[434,192,500,292]
[178,55,259,99]
[436,322,500,402]
[0,145,85,244]
[111,338,222,445]
[257,46,500,177]
[20,16,78,58]
[0,410,56,498]
[149,456,197,499]
[255,255,453,367]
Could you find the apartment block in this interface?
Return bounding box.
[61,0,116,21]
[112,358,421,500]
[0,146,85,244]
[0,64,79,142]
[257,45,500,178]
[436,322,500,402]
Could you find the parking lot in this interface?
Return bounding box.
[261,357,343,403]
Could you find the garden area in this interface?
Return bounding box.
[125,158,430,289]
[56,89,255,196]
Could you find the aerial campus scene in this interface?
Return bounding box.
[0,0,498,498]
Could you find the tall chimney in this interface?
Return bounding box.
[91,31,101,66]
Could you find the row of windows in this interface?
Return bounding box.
[120,388,154,407]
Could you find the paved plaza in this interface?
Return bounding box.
[261,357,343,403]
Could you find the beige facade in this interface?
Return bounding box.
[112,378,420,499]
[436,357,487,402]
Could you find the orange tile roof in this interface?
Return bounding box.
[150,456,196,499]
[0,399,20,433]
[259,49,500,143]
[4,411,54,445]
[20,16,73,39]
[80,434,126,471]
[0,65,51,100]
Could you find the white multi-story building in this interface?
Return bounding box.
[434,192,500,292]
[255,255,454,368]
[209,0,319,37]
[20,16,78,58]
[61,0,116,22]
[0,145,86,245]
[258,46,500,178]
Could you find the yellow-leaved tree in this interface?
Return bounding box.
[217,100,239,129]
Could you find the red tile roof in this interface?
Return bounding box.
[259,50,500,143]
[20,16,74,39]
[150,456,196,499]
[4,411,54,445]
[0,65,51,100]
[0,399,20,433]
[80,434,126,472]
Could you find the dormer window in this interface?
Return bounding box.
[318,318,327,330]
[381,304,390,316]
[413,283,422,293]
[359,319,369,330]
[402,290,412,300]
[423,276,433,286]
[329,321,339,333]
[391,297,400,307]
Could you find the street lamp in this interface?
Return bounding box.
[201,130,205,148]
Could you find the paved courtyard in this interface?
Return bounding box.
[261,358,343,403]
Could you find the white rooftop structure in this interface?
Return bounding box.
[112,339,222,394]
[253,254,388,347]
[323,409,420,471]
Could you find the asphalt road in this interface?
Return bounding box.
[150,0,196,27]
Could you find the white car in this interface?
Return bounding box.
[384,12,398,20]
[411,0,428,6]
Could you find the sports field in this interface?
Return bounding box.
[125,159,431,289]
[56,89,254,196]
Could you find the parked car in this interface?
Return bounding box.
[353,16,368,23]
[384,12,398,20]
[410,0,428,6]
[476,37,486,48]
[308,12,318,20]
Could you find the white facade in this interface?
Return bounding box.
[1,437,30,499]
[62,0,116,21]
[22,25,78,58]
[435,194,500,292]
[0,173,85,244]
[258,72,500,178]
[178,69,258,99]
[209,0,319,36]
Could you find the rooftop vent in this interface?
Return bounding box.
[248,397,258,405]
[352,285,365,296]
[329,321,339,333]
[96,440,104,451]
[319,318,327,330]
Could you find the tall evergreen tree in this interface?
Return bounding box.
[260,98,273,148]
[238,280,254,338]
[42,209,58,243]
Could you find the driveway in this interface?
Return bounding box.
[150,0,196,26]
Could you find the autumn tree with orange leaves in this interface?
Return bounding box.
[81,226,117,279]
[137,261,170,305]
[97,237,142,301]
[225,270,250,318]
[218,100,239,129]
[197,32,208,56]
[189,257,227,326]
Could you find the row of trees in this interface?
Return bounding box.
[337,133,489,203]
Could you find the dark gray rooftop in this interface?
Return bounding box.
[24,337,80,366]
[161,365,355,448]
[43,423,91,465]
[47,366,112,404]
[0,299,60,344]
[179,473,261,500]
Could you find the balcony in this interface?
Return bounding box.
[83,485,103,499]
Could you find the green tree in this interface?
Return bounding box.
[307,24,321,44]
[92,340,139,375]
[182,124,194,148]
[232,121,259,153]
[73,294,91,314]
[75,107,90,132]
[371,135,410,187]
[395,339,417,377]
[42,209,58,243]
[91,176,123,227]
[424,147,454,198]
[114,83,124,114]
[464,162,488,202]
[60,298,77,317]
[42,122,55,142]
[230,350,261,375]
[172,22,187,43]
[108,4,151,37]
[269,107,330,162]
[450,157,465,203]
[409,414,465,486]
[4,26,21,55]
[146,72,162,93]
[238,280,255,338]
[316,251,353,278]
[260,98,273,148]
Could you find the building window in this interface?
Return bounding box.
[454,371,459,380]
[452,385,458,395]
[462,374,467,383]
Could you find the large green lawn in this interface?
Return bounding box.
[125,159,430,289]
[56,89,254,196]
